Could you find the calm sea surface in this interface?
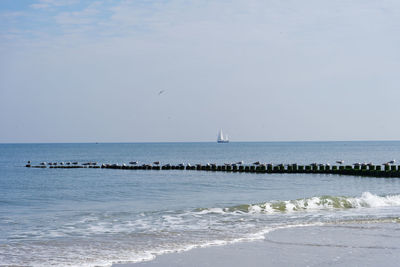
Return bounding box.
[1,142,400,266]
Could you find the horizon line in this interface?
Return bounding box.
[1,139,400,145]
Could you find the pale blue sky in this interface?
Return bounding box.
[1,0,400,143]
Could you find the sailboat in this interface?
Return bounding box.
[217,129,229,143]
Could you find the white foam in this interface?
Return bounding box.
[5,192,400,267]
[245,192,400,214]
[142,221,326,266]
[197,208,226,214]
[348,192,400,208]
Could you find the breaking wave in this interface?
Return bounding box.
[4,192,400,267]
[198,192,400,214]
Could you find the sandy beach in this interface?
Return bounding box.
[114,222,400,267]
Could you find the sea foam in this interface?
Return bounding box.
[196,192,400,214]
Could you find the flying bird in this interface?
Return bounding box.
[158,90,165,95]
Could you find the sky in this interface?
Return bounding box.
[1,0,400,143]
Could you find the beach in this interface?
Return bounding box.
[2,142,400,266]
[115,221,400,267]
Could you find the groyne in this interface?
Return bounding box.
[25,162,400,178]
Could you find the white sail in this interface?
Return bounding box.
[217,129,229,143]
[218,129,224,142]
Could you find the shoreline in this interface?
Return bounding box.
[113,221,400,267]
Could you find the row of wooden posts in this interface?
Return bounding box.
[26,162,400,178]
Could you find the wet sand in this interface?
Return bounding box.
[113,222,400,267]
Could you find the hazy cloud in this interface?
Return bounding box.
[55,2,102,26]
[30,0,80,9]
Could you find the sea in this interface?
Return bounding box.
[1,141,400,267]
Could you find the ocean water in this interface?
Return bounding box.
[1,141,400,267]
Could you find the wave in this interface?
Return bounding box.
[198,192,400,214]
[5,192,400,267]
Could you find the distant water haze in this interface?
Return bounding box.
[1,0,400,143]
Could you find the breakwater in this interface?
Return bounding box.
[25,161,400,178]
